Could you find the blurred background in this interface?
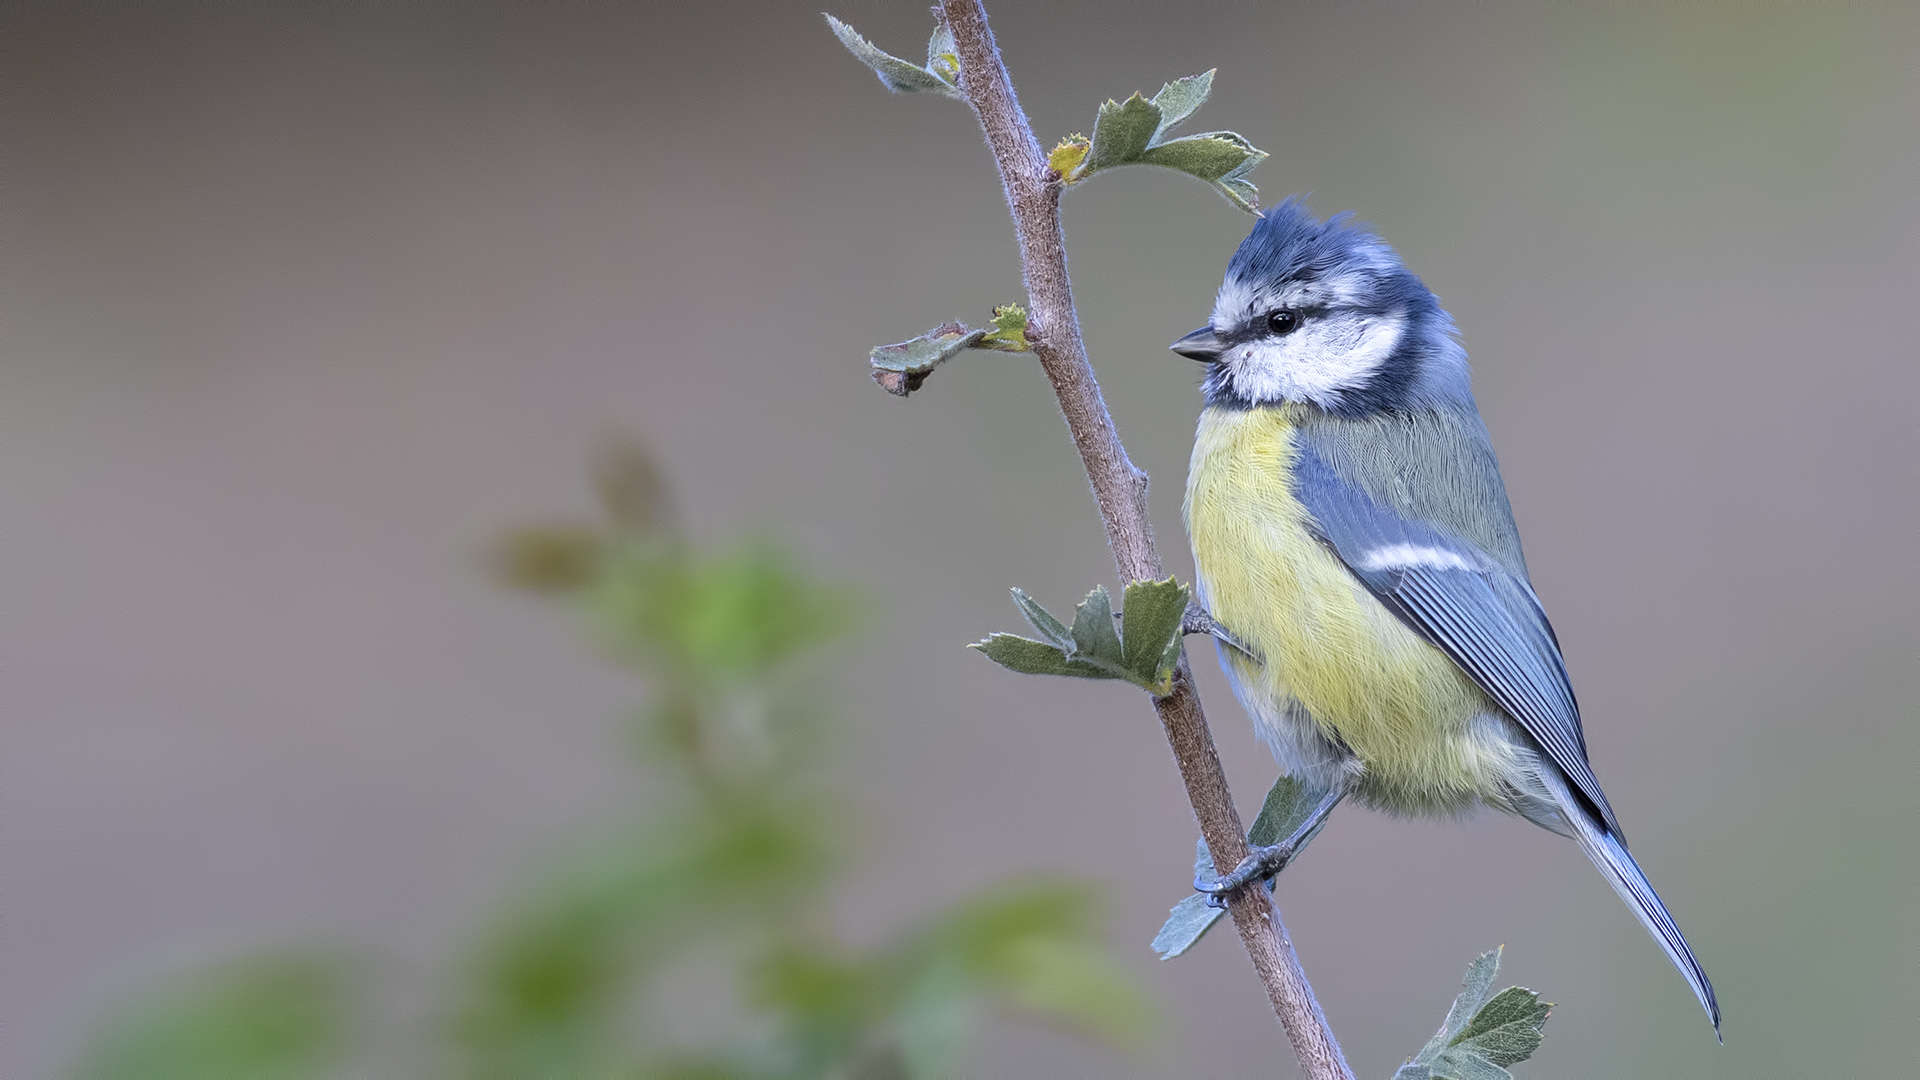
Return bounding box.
[6,2,1917,1076]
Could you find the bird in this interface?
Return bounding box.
[1171,198,1719,1035]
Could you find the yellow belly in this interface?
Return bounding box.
[1184,405,1520,814]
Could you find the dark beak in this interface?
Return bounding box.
[1170,326,1224,363]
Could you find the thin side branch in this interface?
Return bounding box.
[936,3,1354,1078]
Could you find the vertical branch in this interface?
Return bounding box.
[936,2,1355,1078]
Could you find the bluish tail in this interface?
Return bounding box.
[1545,770,1721,1038]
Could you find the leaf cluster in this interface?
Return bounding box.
[68,439,1148,1080]
[972,579,1189,695]
[827,15,1266,212]
[1394,948,1552,1080]
[868,306,1028,397]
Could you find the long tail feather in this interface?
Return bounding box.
[1543,769,1721,1037]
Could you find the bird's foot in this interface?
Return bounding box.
[1181,603,1259,662]
[1194,840,1295,906]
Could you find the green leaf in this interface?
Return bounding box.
[1048,134,1091,178]
[1119,578,1188,694]
[1402,947,1551,1079]
[1084,93,1161,172]
[1009,587,1072,648]
[68,954,352,1080]
[1429,1048,1514,1080]
[1151,839,1227,959]
[825,15,964,100]
[1450,987,1551,1067]
[1138,132,1266,182]
[1067,585,1128,674]
[1062,72,1266,211]
[1435,948,1503,1049]
[1150,893,1223,960]
[978,585,1185,688]
[1148,69,1214,141]
[925,21,961,89]
[978,303,1030,351]
[869,324,987,396]
[1246,773,1331,852]
[971,633,1121,680]
[1392,1065,1434,1080]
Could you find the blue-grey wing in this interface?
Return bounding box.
[1290,443,1623,837]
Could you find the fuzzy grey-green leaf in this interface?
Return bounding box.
[870,325,987,393]
[825,15,964,100]
[1429,1047,1513,1080]
[1451,986,1549,1066]
[1009,588,1073,648]
[1392,1066,1433,1080]
[1119,578,1188,690]
[1151,839,1226,959]
[1456,1019,1545,1069]
[1246,773,1332,851]
[1150,893,1224,960]
[1137,134,1264,183]
[971,634,1123,680]
[1216,176,1261,213]
[925,21,961,88]
[1148,70,1213,142]
[1068,586,1126,670]
[1453,986,1548,1046]
[869,327,986,374]
[1444,949,1504,1040]
[1411,948,1504,1065]
[1085,94,1161,172]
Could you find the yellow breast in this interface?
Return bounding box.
[1183,405,1517,813]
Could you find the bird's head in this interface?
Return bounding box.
[1172,198,1469,415]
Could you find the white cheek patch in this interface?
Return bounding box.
[1357,544,1477,573]
[1224,308,1407,406]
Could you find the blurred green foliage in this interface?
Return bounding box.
[69,437,1148,1080]
[67,956,353,1080]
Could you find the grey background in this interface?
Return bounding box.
[6,2,1917,1076]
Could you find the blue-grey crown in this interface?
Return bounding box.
[1227,198,1430,318]
[1206,198,1472,414]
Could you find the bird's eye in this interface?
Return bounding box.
[1266,310,1300,336]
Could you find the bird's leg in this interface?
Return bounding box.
[1182,602,1260,663]
[1195,785,1345,903]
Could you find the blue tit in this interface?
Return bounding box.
[1172,198,1719,1034]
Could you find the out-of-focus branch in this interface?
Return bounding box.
[935,2,1354,1077]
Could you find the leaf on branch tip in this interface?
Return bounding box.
[824,14,964,100]
[1059,68,1265,212]
[979,304,1031,351]
[975,583,1189,689]
[1048,135,1090,179]
[1399,947,1552,1080]
[925,21,961,89]
[869,323,986,396]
